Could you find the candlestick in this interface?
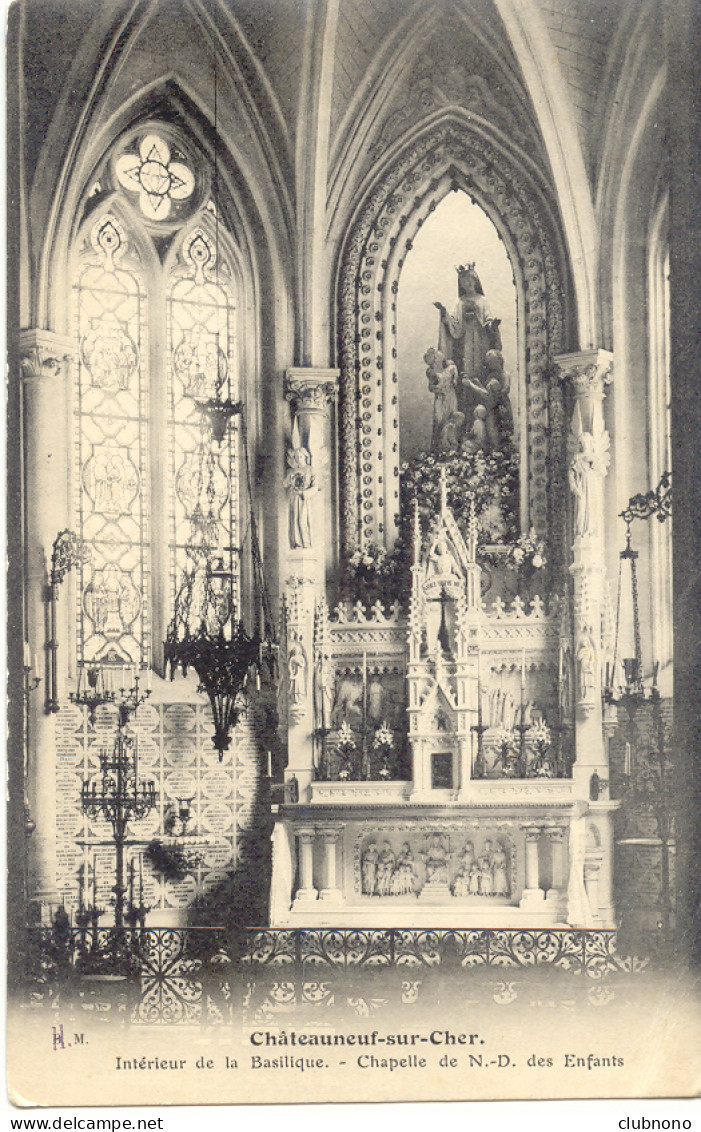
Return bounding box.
[129,857,135,907]
[92,851,98,905]
[267,750,272,778]
[23,642,31,668]
[139,853,143,904]
[134,734,138,783]
[624,741,632,777]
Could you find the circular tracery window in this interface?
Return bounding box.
[111,129,204,225]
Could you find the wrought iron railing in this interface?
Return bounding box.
[19,924,655,1024]
[241,927,629,977]
[21,926,236,1024]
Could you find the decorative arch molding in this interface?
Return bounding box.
[327,2,545,247]
[491,0,598,350]
[336,120,575,572]
[34,75,293,341]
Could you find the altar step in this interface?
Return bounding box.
[274,904,567,928]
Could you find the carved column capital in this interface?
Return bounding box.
[553,350,613,400]
[546,826,566,843]
[286,368,339,415]
[584,849,604,880]
[19,330,75,381]
[295,826,317,844]
[318,824,344,844]
[522,824,543,842]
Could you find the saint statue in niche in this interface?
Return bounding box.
[452,840,475,896]
[430,263,514,453]
[491,842,510,897]
[287,637,307,706]
[576,628,597,702]
[568,424,610,539]
[376,840,396,896]
[361,840,379,895]
[391,842,418,896]
[422,832,449,885]
[284,447,315,549]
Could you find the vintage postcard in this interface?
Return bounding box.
[6,0,701,1108]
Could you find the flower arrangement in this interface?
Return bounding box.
[335,720,358,780]
[400,445,520,547]
[505,527,547,572]
[344,443,547,609]
[493,726,517,776]
[345,542,405,608]
[528,718,554,777]
[372,721,395,779]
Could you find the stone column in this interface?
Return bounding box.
[545,827,567,917]
[584,850,604,924]
[520,825,544,903]
[588,808,618,928]
[409,733,426,797]
[548,828,567,890]
[283,371,338,803]
[318,825,344,904]
[555,350,613,792]
[293,826,318,905]
[285,369,338,576]
[20,330,74,915]
[458,736,473,798]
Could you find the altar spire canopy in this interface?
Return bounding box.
[413,469,482,656]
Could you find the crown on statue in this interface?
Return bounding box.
[455,262,476,276]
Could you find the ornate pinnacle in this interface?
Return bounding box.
[412,498,421,564]
[439,466,448,516]
[467,498,478,562]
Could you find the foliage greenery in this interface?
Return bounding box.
[345,444,546,608]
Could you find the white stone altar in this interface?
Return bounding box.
[271,354,617,930]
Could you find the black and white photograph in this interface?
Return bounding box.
[6,0,701,1109]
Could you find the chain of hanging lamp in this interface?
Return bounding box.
[164,407,276,758]
[606,471,672,707]
[163,49,276,758]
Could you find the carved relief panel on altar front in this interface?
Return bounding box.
[354,826,516,901]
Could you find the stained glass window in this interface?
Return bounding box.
[114,132,196,222]
[73,127,242,672]
[167,228,240,618]
[74,213,150,666]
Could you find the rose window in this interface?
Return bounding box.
[115,134,195,221]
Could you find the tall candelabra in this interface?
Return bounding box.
[80,676,155,931]
[605,472,674,940]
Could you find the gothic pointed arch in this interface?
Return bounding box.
[34,62,293,341]
[335,114,575,590]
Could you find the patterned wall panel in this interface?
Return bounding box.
[54,699,266,918]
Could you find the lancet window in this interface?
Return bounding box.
[71,126,241,671]
[74,213,150,666]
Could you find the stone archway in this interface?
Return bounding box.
[337,121,575,576]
